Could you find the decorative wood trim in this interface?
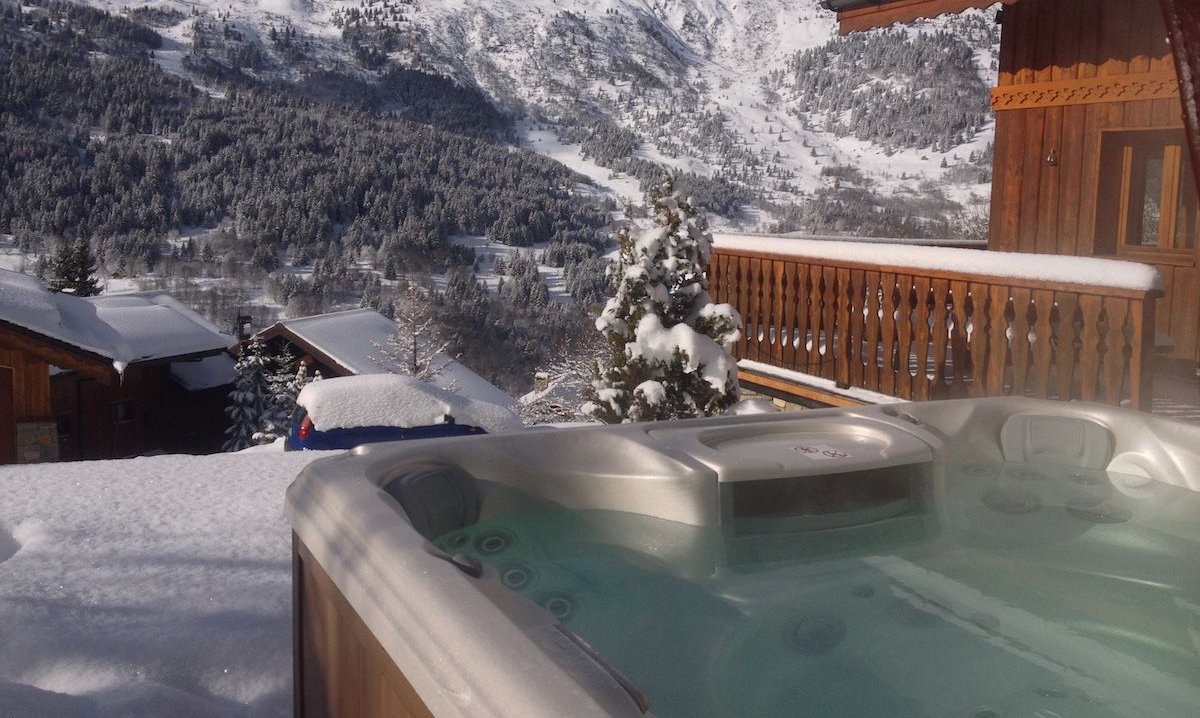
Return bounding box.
[992,72,1181,111]
[836,0,1015,35]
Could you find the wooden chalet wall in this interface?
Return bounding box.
[989,0,1199,364]
[0,343,52,463]
[51,365,230,461]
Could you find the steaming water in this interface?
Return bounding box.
[434,461,1200,718]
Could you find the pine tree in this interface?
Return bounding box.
[583,174,741,423]
[223,335,271,451]
[258,347,303,443]
[50,238,102,296]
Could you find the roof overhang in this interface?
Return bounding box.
[823,0,1015,34]
[254,322,354,377]
[0,320,116,385]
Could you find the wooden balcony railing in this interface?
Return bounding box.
[709,246,1162,410]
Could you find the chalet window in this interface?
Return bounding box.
[1097,129,1198,261]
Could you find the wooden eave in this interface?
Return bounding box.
[827,0,1016,35]
[253,324,354,377]
[0,320,117,385]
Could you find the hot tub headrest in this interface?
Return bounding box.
[999,414,1113,469]
[384,464,480,541]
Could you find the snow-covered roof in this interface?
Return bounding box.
[170,354,236,391]
[262,308,515,408]
[297,374,523,433]
[90,292,236,366]
[712,235,1164,292]
[0,269,235,373]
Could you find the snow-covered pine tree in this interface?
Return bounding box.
[258,347,304,443]
[223,335,271,451]
[583,174,741,423]
[372,283,455,389]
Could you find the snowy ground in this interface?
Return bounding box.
[0,449,332,718]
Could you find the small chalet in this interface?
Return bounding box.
[255,308,516,409]
[0,269,237,464]
[709,0,1200,414]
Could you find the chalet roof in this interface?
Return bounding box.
[257,308,516,409]
[0,268,235,374]
[823,0,1015,34]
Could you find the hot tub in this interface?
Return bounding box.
[285,397,1200,718]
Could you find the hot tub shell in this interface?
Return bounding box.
[285,397,1200,718]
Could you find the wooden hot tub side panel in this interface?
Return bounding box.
[293,535,436,718]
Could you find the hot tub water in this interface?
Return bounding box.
[434,460,1200,718]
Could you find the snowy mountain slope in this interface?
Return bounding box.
[82,0,998,223]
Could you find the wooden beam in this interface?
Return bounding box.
[738,369,870,408]
[836,0,1015,35]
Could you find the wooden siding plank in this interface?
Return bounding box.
[1019,108,1048,252]
[1056,103,1086,256]
[1052,0,1083,81]
[991,110,1027,251]
[1033,0,1059,85]
[1013,0,1038,86]
[1098,0,1132,77]
[1038,105,1064,253]
[1076,0,1102,80]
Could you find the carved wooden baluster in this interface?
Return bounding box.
[1009,288,1033,397]
[848,268,867,389]
[1030,289,1056,399]
[1076,296,1104,402]
[880,272,899,396]
[929,279,951,399]
[1102,298,1131,405]
[1052,292,1080,401]
[948,280,970,397]
[864,270,882,393]
[894,275,915,399]
[984,286,1010,396]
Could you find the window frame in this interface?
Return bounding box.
[1095,127,1198,266]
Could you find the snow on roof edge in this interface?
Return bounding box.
[713,235,1163,293]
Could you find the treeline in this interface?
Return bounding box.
[436,269,592,393]
[776,24,994,153]
[0,0,612,275]
[559,118,754,216]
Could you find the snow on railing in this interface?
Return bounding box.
[709,238,1163,410]
[713,235,1163,292]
